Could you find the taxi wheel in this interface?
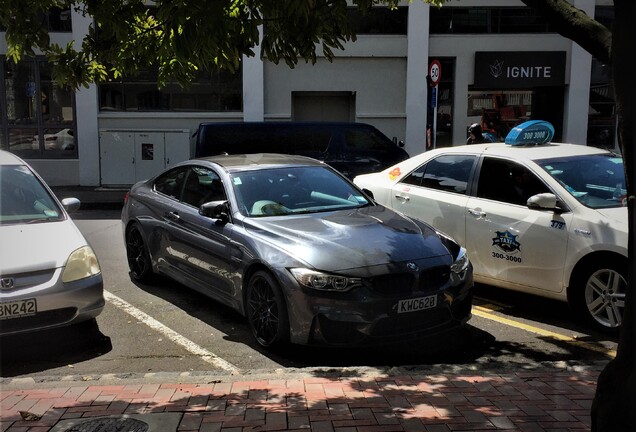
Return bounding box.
[125,223,154,283]
[571,260,627,333]
[246,271,289,349]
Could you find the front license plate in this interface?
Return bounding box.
[0,299,37,320]
[397,295,437,314]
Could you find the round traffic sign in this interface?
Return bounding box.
[429,60,442,86]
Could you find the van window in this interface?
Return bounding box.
[203,126,331,156]
[344,127,393,151]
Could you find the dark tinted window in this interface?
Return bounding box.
[154,167,188,198]
[400,155,476,195]
[477,158,549,205]
[344,127,392,152]
[100,66,242,112]
[430,7,552,34]
[200,125,332,157]
[347,7,408,34]
[181,167,225,208]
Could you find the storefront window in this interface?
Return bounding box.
[429,58,455,148]
[467,91,533,141]
[1,58,77,158]
[99,66,242,112]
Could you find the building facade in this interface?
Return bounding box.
[0,0,615,186]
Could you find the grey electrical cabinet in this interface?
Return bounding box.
[99,129,191,186]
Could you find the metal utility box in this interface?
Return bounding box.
[99,129,191,186]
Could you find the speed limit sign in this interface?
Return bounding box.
[429,60,442,86]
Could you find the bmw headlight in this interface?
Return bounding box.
[436,230,469,281]
[289,268,362,292]
[451,247,469,277]
[62,246,102,283]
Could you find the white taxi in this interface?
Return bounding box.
[354,120,627,333]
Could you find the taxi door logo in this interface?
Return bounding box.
[492,230,521,253]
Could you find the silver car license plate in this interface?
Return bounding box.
[0,298,37,320]
[397,295,437,314]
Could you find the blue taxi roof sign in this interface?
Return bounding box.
[505,120,555,146]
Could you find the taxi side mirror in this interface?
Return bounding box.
[527,193,564,213]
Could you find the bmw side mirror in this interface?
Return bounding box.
[362,188,375,200]
[200,200,230,222]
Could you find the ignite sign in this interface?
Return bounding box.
[474,51,565,88]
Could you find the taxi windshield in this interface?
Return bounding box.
[538,154,626,209]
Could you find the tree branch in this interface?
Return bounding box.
[521,0,611,64]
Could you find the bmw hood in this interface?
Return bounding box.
[244,205,450,271]
[0,219,89,274]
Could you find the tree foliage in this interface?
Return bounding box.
[0,0,445,89]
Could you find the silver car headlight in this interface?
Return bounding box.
[62,246,102,283]
[289,268,362,292]
[451,247,469,279]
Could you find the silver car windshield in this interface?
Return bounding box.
[538,154,626,209]
[0,165,64,225]
[231,166,370,217]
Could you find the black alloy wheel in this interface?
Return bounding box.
[246,271,289,348]
[125,223,153,283]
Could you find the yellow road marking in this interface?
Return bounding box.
[472,305,617,358]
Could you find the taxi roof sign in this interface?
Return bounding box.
[505,120,555,146]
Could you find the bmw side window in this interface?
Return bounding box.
[477,158,549,205]
[401,155,476,194]
[154,168,187,199]
[181,167,225,208]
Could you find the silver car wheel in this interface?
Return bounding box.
[584,268,626,329]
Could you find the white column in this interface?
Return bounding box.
[563,0,594,144]
[72,9,100,186]
[405,2,430,156]
[242,26,265,121]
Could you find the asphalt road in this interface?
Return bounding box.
[0,209,617,379]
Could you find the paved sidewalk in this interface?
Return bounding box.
[1,368,598,432]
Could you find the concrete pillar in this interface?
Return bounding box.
[72,9,100,186]
[242,27,265,121]
[405,2,430,156]
[563,0,594,144]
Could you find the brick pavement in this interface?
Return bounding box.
[0,369,598,432]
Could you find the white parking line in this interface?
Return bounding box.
[104,290,241,374]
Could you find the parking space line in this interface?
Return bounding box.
[104,290,241,374]
[472,305,617,358]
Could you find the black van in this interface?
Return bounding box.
[194,121,409,179]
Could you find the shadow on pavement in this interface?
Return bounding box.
[0,319,112,377]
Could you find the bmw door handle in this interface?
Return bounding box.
[468,208,486,218]
[166,211,180,221]
[394,194,410,202]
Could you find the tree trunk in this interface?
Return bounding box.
[591,0,636,429]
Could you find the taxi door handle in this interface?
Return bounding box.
[394,194,410,202]
[468,208,486,218]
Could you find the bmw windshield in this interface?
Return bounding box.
[538,154,626,209]
[231,166,371,217]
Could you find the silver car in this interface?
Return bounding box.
[0,150,104,335]
[121,153,473,349]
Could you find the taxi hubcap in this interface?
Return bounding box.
[585,268,626,328]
